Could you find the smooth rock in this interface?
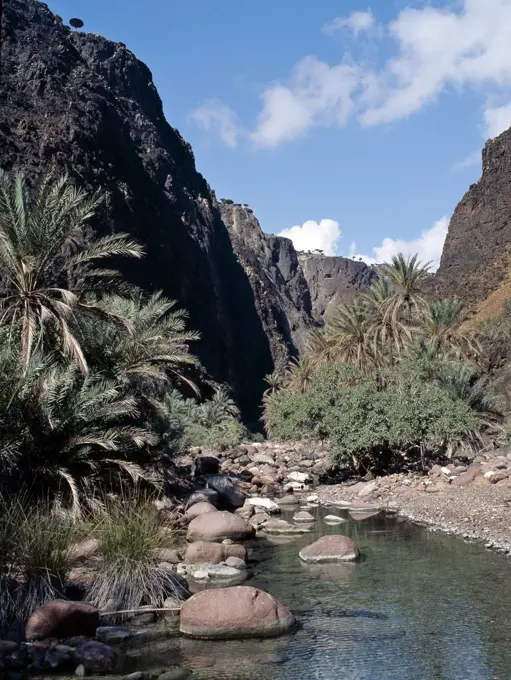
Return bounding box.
[185,502,217,521]
[249,511,270,528]
[299,535,359,563]
[204,475,246,508]
[179,586,295,639]
[194,455,220,476]
[74,641,117,673]
[187,511,255,543]
[245,497,280,513]
[252,453,275,466]
[225,556,247,570]
[324,515,347,524]
[293,511,315,522]
[26,600,99,641]
[276,495,300,506]
[287,472,310,484]
[184,541,224,565]
[188,488,219,507]
[263,520,311,535]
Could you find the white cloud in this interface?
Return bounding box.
[278,219,341,255]
[323,10,375,36]
[350,217,449,271]
[191,100,241,148]
[250,58,360,148]
[484,102,511,138]
[451,150,481,171]
[248,0,511,147]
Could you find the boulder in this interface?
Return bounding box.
[187,511,255,542]
[252,453,276,465]
[188,488,220,507]
[299,535,359,563]
[179,586,295,639]
[324,515,346,524]
[357,481,378,498]
[235,506,254,520]
[194,455,220,476]
[155,548,181,564]
[204,475,246,508]
[245,497,280,513]
[276,495,300,506]
[25,600,99,641]
[74,641,117,673]
[249,511,270,528]
[293,511,315,522]
[263,520,310,535]
[185,502,217,521]
[184,541,225,565]
[222,543,248,561]
[225,556,247,570]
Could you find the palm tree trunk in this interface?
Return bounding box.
[0,0,3,81]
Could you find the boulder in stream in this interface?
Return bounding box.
[187,511,255,542]
[179,586,295,639]
[299,535,360,563]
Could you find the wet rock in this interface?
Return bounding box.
[185,502,217,521]
[96,626,134,644]
[225,556,247,570]
[188,488,220,507]
[45,644,74,670]
[451,469,482,487]
[179,586,295,639]
[324,515,346,524]
[74,641,117,673]
[187,511,255,542]
[263,520,311,535]
[204,475,246,508]
[194,455,220,476]
[184,541,225,565]
[293,511,315,522]
[26,600,99,641]
[299,535,359,563]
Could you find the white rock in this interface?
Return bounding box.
[293,511,315,522]
[191,569,209,580]
[287,471,310,483]
[324,515,347,524]
[441,467,454,476]
[484,470,495,479]
[307,494,319,503]
[245,497,280,513]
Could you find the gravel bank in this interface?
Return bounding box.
[318,479,511,554]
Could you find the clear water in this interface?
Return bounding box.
[127,504,511,680]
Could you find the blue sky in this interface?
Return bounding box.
[48,0,511,268]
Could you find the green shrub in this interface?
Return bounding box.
[265,362,480,473]
[185,418,248,451]
[86,494,185,618]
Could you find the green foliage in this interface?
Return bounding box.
[0,496,75,634]
[86,494,185,617]
[265,362,481,473]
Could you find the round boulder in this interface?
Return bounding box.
[74,641,117,673]
[185,502,217,521]
[188,488,220,507]
[299,535,359,563]
[184,541,225,565]
[293,511,315,523]
[187,511,255,543]
[179,586,295,639]
[25,600,99,641]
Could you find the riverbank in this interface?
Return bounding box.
[318,475,511,554]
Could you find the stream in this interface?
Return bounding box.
[123,504,511,680]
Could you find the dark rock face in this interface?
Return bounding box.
[220,203,312,365]
[299,254,377,322]
[1,0,273,420]
[436,134,511,304]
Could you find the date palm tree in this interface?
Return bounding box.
[0,169,143,372]
[379,253,431,329]
[421,299,479,359]
[78,292,200,394]
[324,300,374,372]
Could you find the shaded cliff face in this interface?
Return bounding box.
[436,133,511,306]
[299,254,377,322]
[220,204,312,366]
[1,0,273,419]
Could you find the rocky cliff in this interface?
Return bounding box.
[299,254,377,322]
[220,203,312,366]
[0,0,377,416]
[1,0,277,419]
[436,131,511,310]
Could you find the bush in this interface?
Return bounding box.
[185,418,248,451]
[0,497,75,636]
[265,362,480,474]
[86,494,185,618]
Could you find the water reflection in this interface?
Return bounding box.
[128,504,511,680]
